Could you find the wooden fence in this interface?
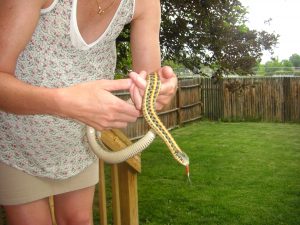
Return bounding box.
[117,76,300,140]
[202,77,300,122]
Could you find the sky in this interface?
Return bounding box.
[240,0,300,63]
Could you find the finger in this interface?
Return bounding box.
[100,79,133,92]
[86,120,129,131]
[90,111,138,130]
[111,122,128,129]
[139,70,148,79]
[129,81,142,110]
[117,111,139,123]
[128,71,139,78]
[158,78,178,96]
[110,95,141,117]
[102,121,128,130]
[107,113,138,124]
[129,82,135,99]
[158,66,175,80]
[128,72,147,90]
[155,102,164,111]
[133,86,143,110]
[128,73,146,109]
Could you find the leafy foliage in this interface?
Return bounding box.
[289,53,300,68]
[116,0,278,76]
[116,24,132,77]
[255,54,300,76]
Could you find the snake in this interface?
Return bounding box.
[86,73,190,177]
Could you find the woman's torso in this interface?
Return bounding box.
[0,0,135,179]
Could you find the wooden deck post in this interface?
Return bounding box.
[117,163,139,225]
[0,206,6,225]
[100,129,141,225]
[98,159,108,225]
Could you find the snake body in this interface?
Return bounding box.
[143,74,189,167]
[87,73,189,175]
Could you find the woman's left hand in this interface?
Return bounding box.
[128,66,178,111]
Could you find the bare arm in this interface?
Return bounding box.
[0,0,60,115]
[129,0,177,110]
[0,0,140,130]
[130,0,161,73]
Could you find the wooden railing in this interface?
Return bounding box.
[98,129,140,225]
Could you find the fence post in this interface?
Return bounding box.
[283,77,291,122]
[177,81,182,126]
[219,78,224,120]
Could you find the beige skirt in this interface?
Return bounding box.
[0,161,99,205]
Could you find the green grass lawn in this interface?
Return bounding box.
[92,122,300,225]
[136,122,300,225]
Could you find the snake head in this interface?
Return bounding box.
[175,151,190,166]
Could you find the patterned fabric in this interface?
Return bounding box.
[0,0,135,179]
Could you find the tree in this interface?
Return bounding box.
[262,58,293,76]
[116,0,278,76]
[160,0,279,76]
[264,59,282,76]
[289,54,300,68]
[281,60,293,72]
[255,63,265,76]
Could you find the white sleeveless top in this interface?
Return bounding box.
[0,0,135,179]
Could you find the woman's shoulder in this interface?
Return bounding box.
[0,0,48,73]
[131,0,160,21]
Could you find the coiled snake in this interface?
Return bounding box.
[87,73,190,177]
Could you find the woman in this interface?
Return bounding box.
[0,0,177,224]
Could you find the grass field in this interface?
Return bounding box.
[136,122,300,225]
[92,122,300,225]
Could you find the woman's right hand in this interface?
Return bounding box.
[56,79,140,131]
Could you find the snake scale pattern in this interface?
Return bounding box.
[143,73,190,175]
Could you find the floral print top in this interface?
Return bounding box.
[0,0,135,179]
